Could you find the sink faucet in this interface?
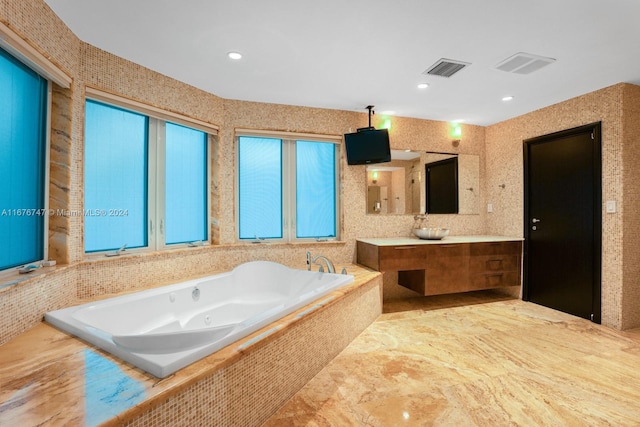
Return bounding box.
[306,251,336,273]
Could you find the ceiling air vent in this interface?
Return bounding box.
[423,58,470,78]
[495,52,556,74]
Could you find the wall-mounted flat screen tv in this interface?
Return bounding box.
[344,128,391,165]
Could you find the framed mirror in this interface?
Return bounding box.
[366,150,479,215]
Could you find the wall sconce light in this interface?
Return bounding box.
[381,116,392,130]
[450,122,462,146]
[372,171,378,184]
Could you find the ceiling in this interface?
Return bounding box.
[43,0,640,126]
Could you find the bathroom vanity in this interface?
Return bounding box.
[356,236,522,295]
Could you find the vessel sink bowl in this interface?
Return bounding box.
[413,227,450,240]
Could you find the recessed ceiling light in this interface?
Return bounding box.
[502,95,514,101]
[227,51,242,60]
[417,83,429,89]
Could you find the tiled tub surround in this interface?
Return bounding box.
[45,261,355,378]
[0,264,381,426]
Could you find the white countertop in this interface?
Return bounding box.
[356,235,523,246]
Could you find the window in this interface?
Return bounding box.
[0,47,49,271]
[84,99,211,253]
[295,140,337,238]
[84,101,148,251]
[238,136,283,239]
[237,132,340,242]
[164,123,208,244]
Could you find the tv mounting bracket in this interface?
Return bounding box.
[357,105,375,132]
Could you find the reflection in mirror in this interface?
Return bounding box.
[425,152,479,215]
[458,154,480,214]
[366,150,421,214]
[366,150,480,215]
[425,157,459,214]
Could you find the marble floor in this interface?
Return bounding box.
[263,291,640,426]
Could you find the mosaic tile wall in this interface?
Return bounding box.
[484,84,635,329]
[621,84,640,329]
[76,243,349,300]
[0,0,80,76]
[0,267,77,346]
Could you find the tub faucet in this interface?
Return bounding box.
[306,251,336,273]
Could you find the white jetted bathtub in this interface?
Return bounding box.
[45,261,354,378]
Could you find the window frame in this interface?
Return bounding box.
[0,46,52,275]
[235,129,342,243]
[83,89,216,256]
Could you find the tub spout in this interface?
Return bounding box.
[309,253,336,274]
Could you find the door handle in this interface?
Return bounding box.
[532,218,541,223]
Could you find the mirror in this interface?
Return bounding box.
[366,150,479,215]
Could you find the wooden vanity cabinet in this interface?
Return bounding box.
[357,239,522,296]
[467,241,522,291]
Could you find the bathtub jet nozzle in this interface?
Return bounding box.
[192,286,200,301]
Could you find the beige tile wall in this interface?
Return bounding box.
[0,267,77,345]
[621,84,640,329]
[0,0,80,76]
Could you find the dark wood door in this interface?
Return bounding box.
[523,123,601,322]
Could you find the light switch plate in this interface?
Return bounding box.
[606,200,616,213]
[487,203,493,213]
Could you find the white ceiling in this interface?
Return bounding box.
[44,0,640,126]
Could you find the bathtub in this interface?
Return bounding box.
[45,261,354,378]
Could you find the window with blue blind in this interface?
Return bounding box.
[84,101,148,252]
[296,140,336,238]
[0,47,48,270]
[238,137,283,240]
[84,99,210,253]
[237,134,339,242]
[165,123,208,244]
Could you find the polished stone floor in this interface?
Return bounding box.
[263,291,640,426]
